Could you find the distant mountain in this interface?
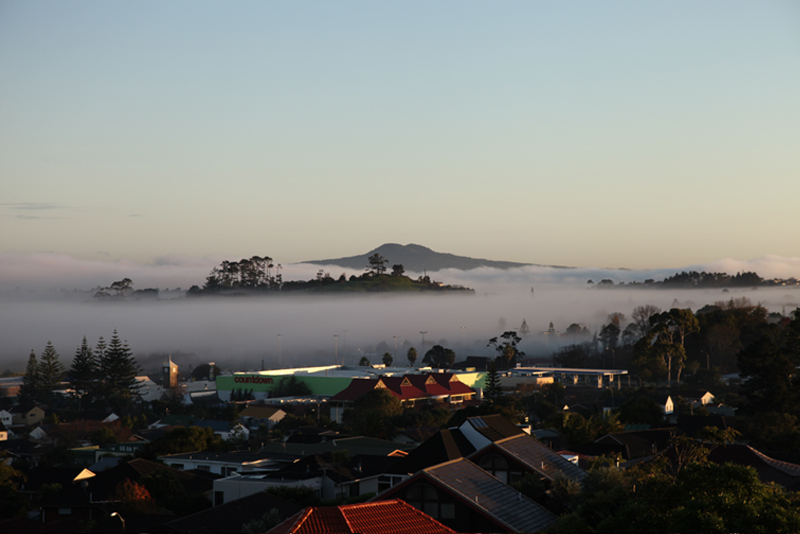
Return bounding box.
[303,243,556,272]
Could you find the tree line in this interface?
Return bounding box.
[19,330,142,413]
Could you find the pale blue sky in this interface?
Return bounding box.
[2,1,799,270]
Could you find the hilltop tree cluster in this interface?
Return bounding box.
[192,253,471,295]
[593,270,768,289]
[202,256,281,290]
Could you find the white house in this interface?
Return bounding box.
[0,409,12,427]
[158,450,285,476]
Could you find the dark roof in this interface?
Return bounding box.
[594,428,680,459]
[476,433,587,482]
[160,490,302,533]
[465,414,525,442]
[270,499,456,534]
[389,429,475,475]
[390,458,558,533]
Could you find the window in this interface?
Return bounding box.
[172,463,184,470]
[197,465,210,472]
[223,467,238,476]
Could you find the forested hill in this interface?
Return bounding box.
[303,243,561,272]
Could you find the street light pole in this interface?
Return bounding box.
[334,334,339,365]
[393,335,398,361]
[278,334,282,368]
[420,331,428,357]
[461,326,466,356]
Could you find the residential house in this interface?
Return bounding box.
[11,405,45,426]
[159,450,294,476]
[239,405,287,431]
[468,433,587,485]
[681,390,715,408]
[374,458,558,533]
[38,458,214,523]
[388,428,476,478]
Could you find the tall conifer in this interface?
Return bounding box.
[19,351,41,406]
[38,341,65,405]
[99,330,141,412]
[69,337,99,409]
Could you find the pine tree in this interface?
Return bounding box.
[18,350,42,406]
[99,330,141,412]
[484,360,503,401]
[38,341,65,405]
[69,337,99,409]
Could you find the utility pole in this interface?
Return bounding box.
[393,335,398,361]
[278,334,282,368]
[420,331,428,357]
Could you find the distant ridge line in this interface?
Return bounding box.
[302,243,573,272]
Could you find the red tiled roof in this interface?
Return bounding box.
[269,499,456,534]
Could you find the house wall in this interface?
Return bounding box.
[13,407,44,426]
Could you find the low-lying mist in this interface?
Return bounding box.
[2,255,798,375]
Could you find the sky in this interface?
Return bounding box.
[2,1,800,275]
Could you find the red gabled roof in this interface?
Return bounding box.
[269,499,456,534]
[405,375,450,397]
